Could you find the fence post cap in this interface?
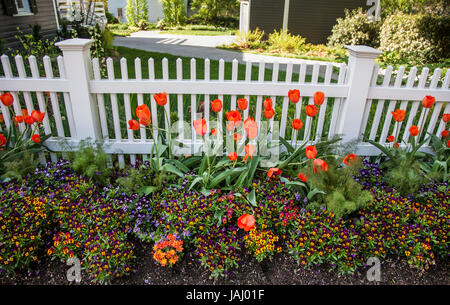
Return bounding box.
[56,38,93,51]
[346,45,382,59]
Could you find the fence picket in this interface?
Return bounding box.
[279,62,293,138]
[162,58,170,132]
[315,63,334,140]
[269,62,279,134]
[328,63,347,139]
[1,55,24,133]
[57,56,77,139]
[93,58,109,139]
[191,58,197,154]
[230,59,238,111]
[359,64,380,138]
[369,66,392,141]
[255,60,265,131]
[436,70,450,138]
[304,64,320,142]
[204,58,211,141]
[43,56,65,138]
[423,69,443,144]
[396,67,417,139]
[120,57,136,165]
[148,58,158,142]
[176,58,184,142]
[106,57,124,168]
[134,58,147,144]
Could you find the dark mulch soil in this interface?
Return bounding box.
[1,240,448,285]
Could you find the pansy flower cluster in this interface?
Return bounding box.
[243,227,281,262]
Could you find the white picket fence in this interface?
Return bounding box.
[0,39,449,167]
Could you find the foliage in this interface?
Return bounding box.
[267,30,306,53]
[422,133,450,181]
[126,0,149,27]
[233,28,265,49]
[327,8,381,48]
[190,0,239,26]
[106,11,119,24]
[70,141,112,186]
[160,0,187,26]
[379,12,450,65]
[379,0,449,17]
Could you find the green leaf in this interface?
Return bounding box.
[161,163,184,177]
[366,139,395,160]
[200,187,212,197]
[138,186,159,196]
[189,176,203,190]
[247,189,257,207]
[209,167,246,188]
[307,188,325,200]
[245,155,260,185]
[279,136,295,154]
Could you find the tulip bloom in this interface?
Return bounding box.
[442,129,449,138]
[343,153,357,166]
[298,172,307,182]
[305,145,317,159]
[228,152,237,161]
[211,99,223,113]
[226,110,241,127]
[409,125,419,137]
[264,108,275,119]
[312,158,328,173]
[14,116,24,124]
[32,134,40,143]
[264,98,272,110]
[237,98,248,111]
[443,113,450,123]
[267,168,282,178]
[391,109,406,122]
[154,92,167,106]
[387,135,395,142]
[0,92,14,106]
[0,114,3,123]
[25,116,34,125]
[288,89,300,103]
[128,119,140,130]
[292,119,303,130]
[0,134,6,146]
[244,117,258,139]
[31,110,45,123]
[211,128,218,136]
[305,105,318,117]
[193,118,207,136]
[234,132,242,141]
[134,105,150,127]
[237,214,255,231]
[448,140,450,148]
[393,142,399,149]
[422,95,435,108]
[313,91,325,106]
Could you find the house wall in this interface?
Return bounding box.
[249,0,369,44]
[0,0,58,49]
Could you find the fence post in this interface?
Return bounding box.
[337,45,382,143]
[55,38,101,141]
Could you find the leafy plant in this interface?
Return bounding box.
[233,28,265,49]
[160,0,187,26]
[267,30,306,53]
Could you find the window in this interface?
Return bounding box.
[2,0,38,16]
[117,7,123,19]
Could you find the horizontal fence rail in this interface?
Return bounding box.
[0,39,449,167]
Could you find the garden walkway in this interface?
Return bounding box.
[113,31,340,76]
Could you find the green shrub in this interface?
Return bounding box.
[234,28,265,49]
[268,30,306,53]
[379,12,450,64]
[106,11,119,24]
[327,8,381,48]
[70,141,112,186]
[160,0,186,26]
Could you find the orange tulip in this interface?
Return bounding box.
[313,91,325,106]
[25,116,34,125]
[32,134,40,143]
[264,98,272,110]
[292,119,303,130]
[31,110,45,123]
[244,117,258,139]
[193,118,207,136]
[136,104,151,126]
[305,105,318,117]
[226,110,241,127]
[0,92,14,107]
[154,92,167,106]
[0,114,3,123]
[267,168,282,178]
[343,153,357,166]
[305,145,317,159]
[245,144,257,156]
[393,142,399,149]
[288,89,300,103]
[391,109,406,122]
[237,98,248,111]
[211,128,218,136]
[387,135,395,142]
[237,214,255,231]
[441,130,449,138]
[14,116,24,124]
[234,132,242,141]
[226,122,235,131]
[228,152,237,161]
[264,108,275,119]
[443,113,450,123]
[298,172,307,182]
[448,140,450,148]
[128,119,140,130]
[312,158,328,173]
[422,95,435,108]
[211,99,223,113]
[0,133,6,146]
[409,125,419,137]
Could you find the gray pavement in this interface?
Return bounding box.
[113,31,342,74]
